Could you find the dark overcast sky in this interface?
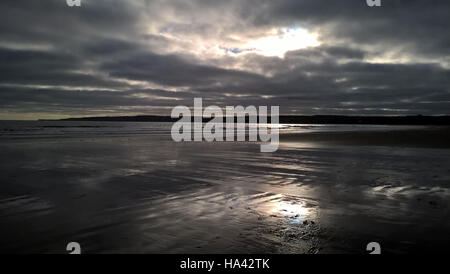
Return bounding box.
[0,0,449,119]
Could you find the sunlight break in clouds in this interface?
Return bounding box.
[227,28,320,58]
[157,26,320,59]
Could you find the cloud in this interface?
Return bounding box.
[0,0,449,119]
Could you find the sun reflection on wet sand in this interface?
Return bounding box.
[270,195,310,220]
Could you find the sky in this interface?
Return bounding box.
[0,0,449,120]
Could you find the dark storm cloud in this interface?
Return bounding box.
[0,48,128,88]
[0,0,449,118]
[102,52,267,88]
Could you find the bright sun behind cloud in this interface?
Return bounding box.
[222,27,320,58]
[247,28,320,57]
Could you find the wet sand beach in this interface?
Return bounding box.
[0,124,449,253]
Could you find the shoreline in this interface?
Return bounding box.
[1,126,449,149]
